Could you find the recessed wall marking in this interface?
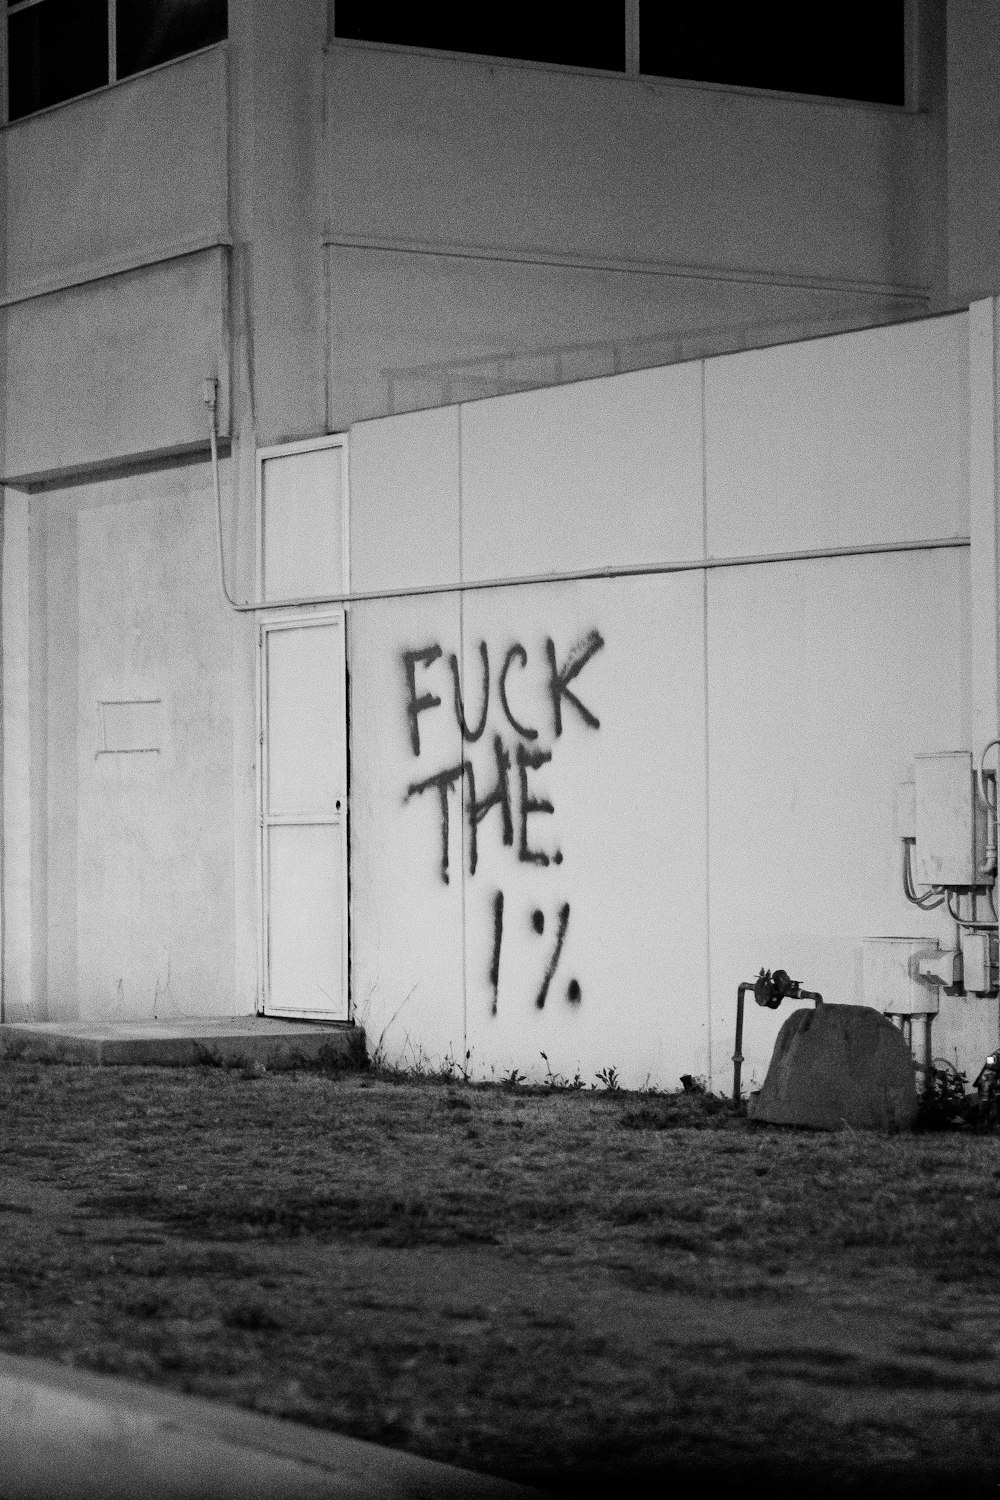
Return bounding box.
[96,699,162,757]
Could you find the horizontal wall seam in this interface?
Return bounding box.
[323,234,931,301]
[0,235,232,310]
[4,438,230,493]
[242,535,970,613]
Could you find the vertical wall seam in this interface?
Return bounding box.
[701,359,713,1086]
[323,246,331,434]
[458,403,468,1066]
[993,300,1000,754]
[0,490,5,1022]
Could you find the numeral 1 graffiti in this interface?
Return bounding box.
[489,890,504,1016]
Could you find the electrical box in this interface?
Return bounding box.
[912,751,990,889]
[961,931,994,995]
[862,936,941,1016]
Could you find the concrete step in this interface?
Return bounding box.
[0,1017,366,1071]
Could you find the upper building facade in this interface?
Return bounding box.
[0,0,983,483]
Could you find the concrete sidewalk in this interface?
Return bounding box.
[0,1352,539,1499]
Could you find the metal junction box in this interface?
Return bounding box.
[912,751,990,890]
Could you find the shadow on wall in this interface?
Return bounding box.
[380,301,929,414]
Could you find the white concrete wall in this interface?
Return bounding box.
[326,46,929,282]
[0,48,231,484]
[348,407,464,1061]
[229,0,327,449]
[348,312,978,1089]
[1,47,228,298]
[325,42,935,426]
[2,461,250,1022]
[1,249,229,483]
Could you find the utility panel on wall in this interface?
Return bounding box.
[258,436,348,605]
[912,752,989,890]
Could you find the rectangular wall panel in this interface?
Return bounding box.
[3,47,228,298]
[261,442,346,604]
[349,405,461,593]
[326,46,929,286]
[348,593,465,1066]
[69,461,238,1021]
[460,363,705,580]
[459,575,709,1090]
[706,547,972,1091]
[267,823,344,1017]
[2,248,229,483]
[705,313,970,556]
[265,626,344,817]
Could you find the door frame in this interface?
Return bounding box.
[257,608,349,1020]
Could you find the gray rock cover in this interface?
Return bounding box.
[751,1003,918,1131]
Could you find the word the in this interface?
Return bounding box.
[406,737,560,883]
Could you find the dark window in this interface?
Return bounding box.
[7,0,228,122]
[639,2,905,106]
[8,0,108,122]
[334,1,627,73]
[117,0,228,81]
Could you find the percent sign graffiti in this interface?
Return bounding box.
[489,891,582,1015]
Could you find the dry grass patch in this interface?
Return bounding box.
[2,1062,1000,1494]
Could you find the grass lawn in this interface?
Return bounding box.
[3,1061,1000,1495]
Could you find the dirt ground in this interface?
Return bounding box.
[4,1062,1000,1495]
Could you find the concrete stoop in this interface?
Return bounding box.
[0,1017,367,1071]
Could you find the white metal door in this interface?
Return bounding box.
[260,612,348,1019]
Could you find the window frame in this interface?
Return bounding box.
[3,0,228,126]
[329,1,631,82]
[326,0,920,113]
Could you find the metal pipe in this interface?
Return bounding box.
[733,982,754,1101]
[204,379,241,612]
[946,891,998,932]
[733,976,823,1101]
[902,839,946,909]
[796,989,824,1005]
[221,536,970,613]
[201,390,969,616]
[977,744,999,878]
[904,1014,935,1096]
